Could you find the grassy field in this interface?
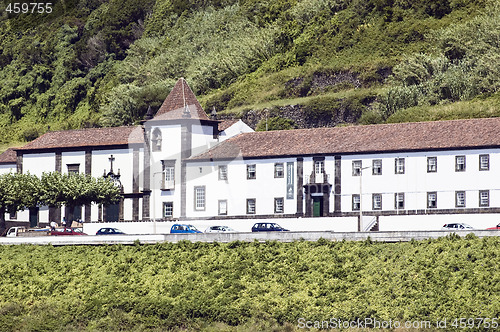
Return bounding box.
[0,235,498,331]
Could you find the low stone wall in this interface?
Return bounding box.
[0,229,498,246]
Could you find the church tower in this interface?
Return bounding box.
[143,78,219,220]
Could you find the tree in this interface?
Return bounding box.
[39,172,122,222]
[0,173,42,234]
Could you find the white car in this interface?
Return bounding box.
[204,226,236,233]
[442,223,473,230]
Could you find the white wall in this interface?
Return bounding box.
[83,216,358,234]
[219,120,254,142]
[0,164,16,174]
[23,153,55,176]
[150,125,182,219]
[341,149,500,212]
[61,151,85,173]
[186,157,297,218]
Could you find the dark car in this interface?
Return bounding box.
[51,228,87,236]
[96,227,125,235]
[251,222,289,232]
[487,223,500,230]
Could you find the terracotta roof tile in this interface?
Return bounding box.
[218,119,239,131]
[18,126,144,151]
[188,118,500,161]
[0,148,17,164]
[154,78,209,120]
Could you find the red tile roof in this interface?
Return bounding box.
[17,126,144,151]
[154,78,209,121]
[218,119,239,131]
[188,117,500,161]
[0,148,17,164]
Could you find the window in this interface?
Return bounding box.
[67,164,80,174]
[194,186,206,211]
[218,165,228,180]
[394,193,404,210]
[352,160,362,176]
[162,160,175,190]
[427,192,437,208]
[352,194,360,211]
[274,163,284,178]
[395,158,405,174]
[9,211,16,220]
[218,200,227,215]
[479,190,489,207]
[247,164,256,179]
[274,197,284,213]
[246,199,256,214]
[372,194,382,210]
[479,154,489,171]
[455,191,466,207]
[163,202,173,218]
[372,159,382,175]
[152,128,162,152]
[315,160,324,174]
[455,156,466,172]
[427,157,437,173]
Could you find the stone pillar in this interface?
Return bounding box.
[334,155,341,214]
[84,149,91,222]
[132,148,140,221]
[180,123,192,219]
[296,158,303,216]
[142,127,151,220]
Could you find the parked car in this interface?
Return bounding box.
[442,223,473,230]
[487,223,500,230]
[251,222,289,232]
[204,226,236,233]
[51,228,87,236]
[96,228,125,235]
[170,224,202,233]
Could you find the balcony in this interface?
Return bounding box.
[307,171,330,184]
[162,179,175,190]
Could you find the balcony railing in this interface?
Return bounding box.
[307,171,330,184]
[162,179,175,190]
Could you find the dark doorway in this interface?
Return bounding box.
[105,203,119,222]
[313,196,323,217]
[29,207,39,228]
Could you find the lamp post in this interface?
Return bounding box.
[359,166,371,232]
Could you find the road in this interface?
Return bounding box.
[0,229,498,246]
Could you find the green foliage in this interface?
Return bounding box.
[381,2,500,116]
[0,0,494,141]
[0,237,498,330]
[40,172,121,208]
[255,116,296,131]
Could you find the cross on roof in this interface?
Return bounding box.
[109,155,115,172]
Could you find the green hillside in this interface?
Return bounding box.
[0,0,498,145]
[0,236,498,331]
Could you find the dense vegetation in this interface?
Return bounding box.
[0,0,498,145]
[0,235,498,331]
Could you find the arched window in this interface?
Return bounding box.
[152,128,162,152]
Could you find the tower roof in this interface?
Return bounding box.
[154,78,209,121]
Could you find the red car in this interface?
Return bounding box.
[51,228,87,236]
[487,223,500,230]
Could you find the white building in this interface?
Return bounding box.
[2,78,500,231]
[184,118,500,230]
